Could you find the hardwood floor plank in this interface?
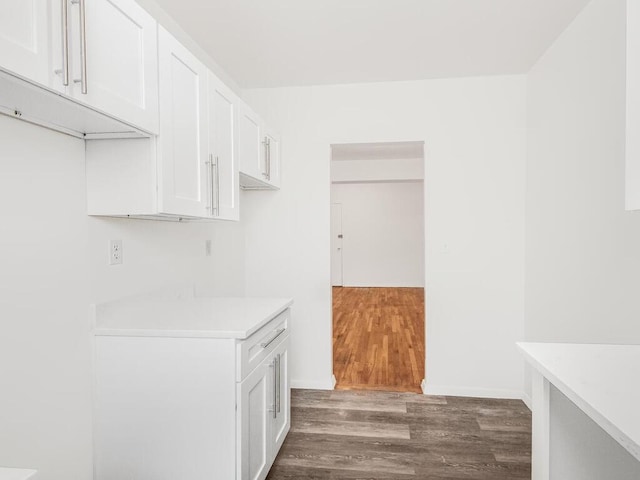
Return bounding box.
[333,287,425,393]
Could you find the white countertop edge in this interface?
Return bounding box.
[517,342,640,462]
[0,468,37,480]
[93,298,294,340]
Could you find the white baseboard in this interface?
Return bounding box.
[290,378,335,390]
[422,384,525,400]
[521,392,532,410]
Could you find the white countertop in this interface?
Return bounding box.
[93,297,293,339]
[0,468,37,480]
[518,342,640,462]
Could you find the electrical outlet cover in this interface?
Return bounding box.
[110,239,123,265]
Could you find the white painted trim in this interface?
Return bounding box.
[422,384,524,400]
[331,374,337,389]
[290,378,335,390]
[522,392,533,411]
[421,378,427,394]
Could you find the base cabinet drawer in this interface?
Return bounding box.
[93,309,292,480]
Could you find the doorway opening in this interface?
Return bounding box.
[330,141,426,393]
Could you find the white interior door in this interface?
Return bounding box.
[331,203,343,287]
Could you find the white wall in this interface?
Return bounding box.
[525,0,640,346]
[0,115,245,479]
[244,75,527,396]
[331,181,425,287]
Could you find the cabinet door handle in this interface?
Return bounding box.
[266,137,271,181]
[262,137,269,179]
[272,357,277,419]
[61,0,70,86]
[276,353,281,414]
[71,0,88,94]
[208,154,215,216]
[205,157,213,212]
[214,155,220,216]
[260,328,286,349]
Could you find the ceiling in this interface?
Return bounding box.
[332,142,424,161]
[152,0,591,89]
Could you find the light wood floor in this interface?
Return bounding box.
[267,389,532,479]
[332,287,425,393]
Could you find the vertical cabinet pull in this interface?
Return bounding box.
[262,137,270,180]
[214,155,220,216]
[206,156,213,212]
[272,357,277,419]
[276,353,281,414]
[71,0,88,94]
[266,138,271,181]
[60,0,70,86]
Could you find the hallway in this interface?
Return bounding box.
[332,287,425,393]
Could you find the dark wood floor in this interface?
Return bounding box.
[267,389,531,480]
[333,287,425,393]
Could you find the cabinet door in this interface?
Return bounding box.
[209,72,239,221]
[68,0,159,133]
[0,0,51,86]
[238,362,272,480]
[157,26,209,218]
[238,101,265,182]
[272,336,290,452]
[263,129,281,189]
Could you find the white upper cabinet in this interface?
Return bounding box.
[238,99,281,190]
[157,26,208,218]
[238,100,264,182]
[0,0,158,136]
[263,128,281,189]
[0,0,51,86]
[209,72,239,221]
[68,0,159,133]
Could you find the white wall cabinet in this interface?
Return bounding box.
[0,0,51,88]
[69,0,159,134]
[238,99,281,190]
[93,299,292,480]
[86,28,240,221]
[157,25,208,218]
[0,0,158,136]
[209,72,240,221]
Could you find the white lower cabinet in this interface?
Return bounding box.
[238,336,290,480]
[93,306,291,480]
